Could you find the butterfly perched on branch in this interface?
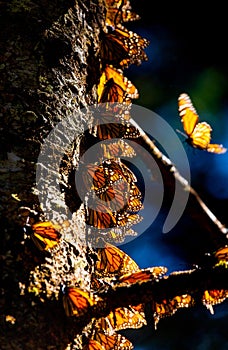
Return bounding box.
[84,324,134,350]
[178,93,227,154]
[117,266,167,286]
[153,294,194,329]
[94,240,140,277]
[96,305,147,333]
[202,289,228,315]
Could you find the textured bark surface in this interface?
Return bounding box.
[0,1,105,348]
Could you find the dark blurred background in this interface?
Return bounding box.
[118,2,228,349]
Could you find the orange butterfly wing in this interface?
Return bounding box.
[31,221,61,251]
[105,0,140,26]
[98,65,139,103]
[154,294,194,329]
[215,246,228,264]
[190,122,212,149]
[93,330,133,350]
[202,289,228,314]
[86,205,117,229]
[178,93,200,136]
[97,305,146,332]
[83,340,105,350]
[92,106,140,140]
[100,29,129,66]
[96,241,140,276]
[118,266,167,286]
[63,287,100,317]
[100,140,136,159]
[206,143,227,154]
[106,8,140,27]
[212,245,228,271]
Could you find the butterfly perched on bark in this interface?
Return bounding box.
[30,221,62,251]
[95,240,140,277]
[178,93,227,154]
[105,0,140,27]
[88,324,134,350]
[97,65,139,103]
[100,25,149,68]
[62,286,102,317]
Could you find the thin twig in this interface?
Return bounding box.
[130,118,228,238]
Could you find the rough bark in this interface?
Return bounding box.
[0,1,105,348]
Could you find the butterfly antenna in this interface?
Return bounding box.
[176,128,187,138]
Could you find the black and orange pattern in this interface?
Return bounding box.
[153,293,194,329]
[178,93,227,153]
[30,221,62,251]
[62,286,102,317]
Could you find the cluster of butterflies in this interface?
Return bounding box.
[81,0,151,246]
[25,220,167,349]
[25,219,228,349]
[81,157,144,245]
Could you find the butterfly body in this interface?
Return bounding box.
[178,93,227,154]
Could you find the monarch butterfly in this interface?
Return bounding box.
[214,246,228,266]
[92,226,138,246]
[118,266,167,286]
[127,191,143,212]
[88,184,129,212]
[92,160,125,188]
[116,211,143,228]
[83,159,138,193]
[178,93,227,153]
[86,206,142,230]
[100,139,136,159]
[31,221,62,251]
[153,294,194,329]
[97,65,139,103]
[202,289,228,314]
[83,339,105,350]
[92,110,140,140]
[97,305,147,333]
[86,205,117,229]
[100,27,129,67]
[95,240,140,276]
[105,0,139,25]
[105,0,124,7]
[62,286,101,317]
[126,183,143,212]
[91,327,133,350]
[106,7,140,27]
[100,25,149,68]
[112,178,143,213]
[82,160,124,193]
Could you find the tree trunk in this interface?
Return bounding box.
[0,1,105,348]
